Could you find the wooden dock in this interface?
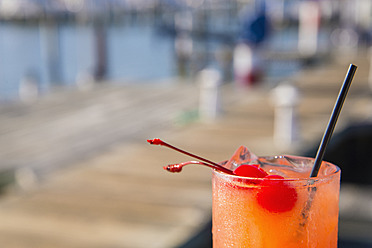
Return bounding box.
[0,52,371,247]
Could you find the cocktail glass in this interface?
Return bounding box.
[212,155,340,248]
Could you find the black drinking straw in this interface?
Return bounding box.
[298,64,357,231]
[310,64,357,177]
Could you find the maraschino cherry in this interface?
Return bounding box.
[257,175,298,213]
[233,164,268,178]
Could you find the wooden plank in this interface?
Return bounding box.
[0,210,197,248]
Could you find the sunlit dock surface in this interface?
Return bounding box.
[0,53,371,247]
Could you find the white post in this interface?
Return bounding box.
[298,1,320,57]
[233,43,257,87]
[271,82,300,150]
[19,73,39,103]
[198,68,222,121]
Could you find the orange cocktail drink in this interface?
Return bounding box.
[147,139,341,247]
[212,156,340,248]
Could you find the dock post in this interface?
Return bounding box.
[298,1,320,57]
[271,82,300,151]
[19,72,39,103]
[93,23,107,81]
[175,33,193,78]
[233,43,261,87]
[39,20,62,86]
[198,68,222,122]
[368,46,372,91]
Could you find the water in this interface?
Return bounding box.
[0,22,43,100]
[0,18,310,102]
[0,21,177,101]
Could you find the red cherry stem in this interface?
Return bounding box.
[147,138,234,175]
[164,161,234,175]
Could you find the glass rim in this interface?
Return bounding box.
[213,155,341,183]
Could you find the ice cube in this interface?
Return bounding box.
[258,155,313,178]
[225,146,259,170]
